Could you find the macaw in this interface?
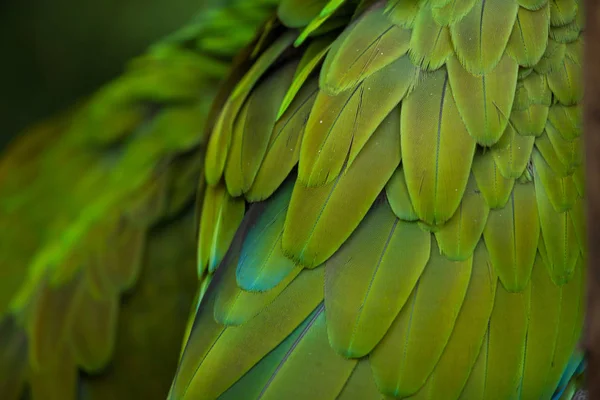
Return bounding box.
[170,0,587,399]
[0,0,586,399]
[0,1,278,399]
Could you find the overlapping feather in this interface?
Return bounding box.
[173,0,586,399]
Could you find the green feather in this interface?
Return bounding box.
[534,168,579,284]
[458,329,489,399]
[520,254,562,399]
[407,241,497,400]
[569,197,586,253]
[511,104,549,136]
[533,38,566,73]
[450,0,519,74]
[386,165,419,221]
[550,0,577,26]
[431,0,478,26]
[533,150,578,212]
[491,123,536,178]
[257,305,357,400]
[205,32,296,185]
[320,5,411,95]
[197,184,245,276]
[482,282,530,399]
[573,165,585,197]
[547,52,582,105]
[472,150,516,209]
[300,56,416,187]
[540,258,585,399]
[295,0,348,46]
[336,360,381,399]
[545,122,582,171]
[277,37,332,119]
[248,79,319,202]
[324,200,430,357]
[225,62,297,196]
[535,133,571,177]
[518,0,549,10]
[401,67,476,225]
[385,0,422,28]
[435,175,490,261]
[523,70,552,105]
[550,20,581,43]
[483,181,539,291]
[218,308,319,400]
[283,109,401,267]
[548,104,581,141]
[447,54,518,146]
[507,4,550,67]
[171,267,325,399]
[408,3,453,70]
[370,238,472,397]
[236,180,297,292]
[214,229,302,325]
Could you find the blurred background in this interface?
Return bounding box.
[0,0,218,149]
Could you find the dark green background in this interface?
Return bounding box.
[0,0,216,148]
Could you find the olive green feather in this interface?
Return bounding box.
[534,168,579,284]
[507,4,550,67]
[206,32,296,185]
[535,39,566,75]
[481,282,530,399]
[535,132,572,177]
[550,0,578,26]
[491,123,536,178]
[435,175,490,261]
[533,150,578,212]
[384,0,422,28]
[324,200,430,357]
[472,150,516,209]
[370,237,472,397]
[172,267,325,399]
[545,122,582,172]
[254,305,357,400]
[300,56,416,187]
[248,80,319,202]
[547,52,583,105]
[447,54,518,146]
[449,0,519,75]
[277,37,332,119]
[197,183,245,276]
[386,165,419,221]
[401,68,475,225]
[431,0,478,26]
[320,5,411,95]
[336,360,381,399]
[548,104,581,141]
[225,62,297,196]
[408,3,453,70]
[518,0,549,10]
[283,110,401,267]
[483,181,539,291]
[520,254,563,399]
[406,241,497,399]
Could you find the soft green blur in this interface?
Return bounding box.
[0,0,223,149]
